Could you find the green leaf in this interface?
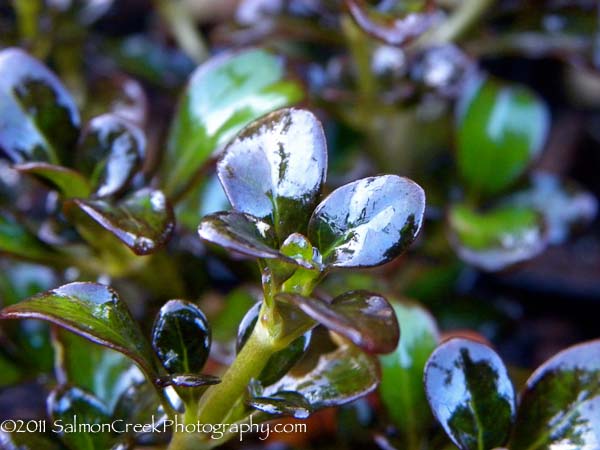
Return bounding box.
[163,48,304,200]
[264,344,379,409]
[0,432,63,450]
[47,386,116,450]
[68,188,175,255]
[249,391,312,419]
[0,48,80,164]
[218,108,327,241]
[448,203,547,271]
[308,175,425,268]
[0,282,157,378]
[424,338,516,450]
[113,381,162,432]
[14,162,91,198]
[76,114,145,197]
[457,76,550,195]
[198,211,296,261]
[504,171,597,245]
[278,290,399,354]
[157,374,221,388]
[152,299,212,374]
[54,329,145,413]
[0,352,21,387]
[237,301,312,386]
[511,339,600,450]
[379,300,440,440]
[0,212,58,261]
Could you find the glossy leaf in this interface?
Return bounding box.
[152,299,212,374]
[0,48,80,164]
[511,339,600,450]
[54,329,145,413]
[47,386,115,450]
[77,114,145,197]
[505,171,597,245]
[69,188,175,255]
[308,175,425,268]
[249,391,312,419]
[457,76,550,195]
[0,282,157,377]
[278,290,399,354]
[14,162,91,198]
[0,212,57,261]
[379,300,440,439]
[157,374,221,388]
[113,381,162,431]
[163,48,304,199]
[218,108,327,241]
[264,344,379,409]
[198,211,282,259]
[237,301,312,386]
[448,203,547,271]
[424,338,516,450]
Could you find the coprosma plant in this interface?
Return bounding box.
[0,101,426,448]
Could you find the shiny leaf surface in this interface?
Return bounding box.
[249,391,312,419]
[0,282,157,377]
[152,299,212,374]
[69,188,174,255]
[424,338,516,450]
[54,329,145,413]
[308,175,425,268]
[47,386,115,450]
[0,48,80,164]
[218,108,327,241]
[156,374,220,388]
[457,76,550,195]
[505,171,597,245]
[379,300,440,439]
[163,49,304,199]
[448,203,547,271]
[14,162,91,198]
[511,339,600,450]
[198,211,291,260]
[278,290,399,354]
[265,344,379,409]
[77,114,145,197]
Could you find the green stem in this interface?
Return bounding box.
[414,0,495,46]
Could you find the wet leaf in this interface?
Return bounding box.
[54,329,145,413]
[68,188,174,255]
[379,300,440,439]
[511,339,600,450]
[249,391,312,419]
[0,212,58,261]
[198,211,293,261]
[163,48,304,199]
[47,386,115,450]
[504,172,597,245]
[0,48,80,164]
[156,374,221,388]
[308,175,425,268]
[0,431,63,450]
[0,282,157,378]
[448,203,547,271]
[14,162,91,198]
[113,381,162,431]
[77,114,145,197]
[345,0,441,46]
[264,344,379,409]
[424,338,516,450]
[278,291,399,354]
[152,299,212,374]
[457,76,550,195]
[218,108,327,241]
[85,75,148,127]
[237,301,312,386]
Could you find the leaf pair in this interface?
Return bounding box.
[425,337,600,450]
[199,108,426,270]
